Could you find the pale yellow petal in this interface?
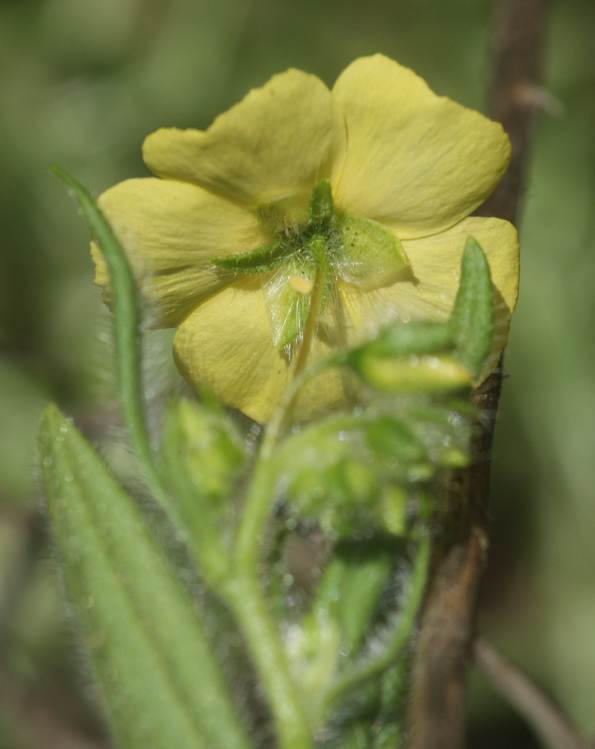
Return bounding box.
[173,283,345,423]
[93,178,265,326]
[331,55,510,238]
[143,69,343,211]
[340,217,519,376]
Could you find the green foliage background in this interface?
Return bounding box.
[0,0,593,746]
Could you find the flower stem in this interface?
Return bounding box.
[225,243,343,749]
[226,575,313,749]
[228,455,312,749]
[292,236,328,378]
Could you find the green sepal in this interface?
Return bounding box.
[212,241,294,274]
[264,262,314,347]
[40,405,250,749]
[336,214,410,291]
[450,237,494,377]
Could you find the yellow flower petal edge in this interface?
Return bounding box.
[173,282,346,423]
[340,217,519,376]
[331,55,511,239]
[93,178,265,325]
[143,69,343,209]
[92,54,519,422]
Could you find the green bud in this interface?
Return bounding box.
[407,463,435,483]
[333,458,378,506]
[363,416,427,466]
[379,485,407,536]
[161,399,245,582]
[164,399,244,501]
[438,447,470,468]
[355,353,472,394]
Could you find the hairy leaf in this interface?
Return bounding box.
[40,405,250,749]
[450,237,494,377]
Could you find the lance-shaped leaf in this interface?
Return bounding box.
[40,405,251,749]
[52,168,164,505]
[450,236,494,377]
[310,539,396,659]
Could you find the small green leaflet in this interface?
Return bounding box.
[450,237,494,377]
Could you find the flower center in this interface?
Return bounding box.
[212,181,410,349]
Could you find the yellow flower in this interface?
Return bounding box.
[93,54,519,423]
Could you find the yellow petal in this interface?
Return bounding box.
[331,55,510,238]
[173,282,345,423]
[143,69,343,211]
[340,217,519,376]
[93,178,265,326]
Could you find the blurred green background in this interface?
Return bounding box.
[0,0,593,746]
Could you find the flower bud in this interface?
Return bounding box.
[354,353,472,394]
[163,399,244,501]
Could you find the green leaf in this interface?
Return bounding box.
[450,237,494,377]
[52,168,164,503]
[324,536,430,711]
[311,539,395,658]
[40,405,251,749]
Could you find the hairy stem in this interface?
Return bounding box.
[225,287,338,749]
[225,574,313,749]
[292,245,328,378]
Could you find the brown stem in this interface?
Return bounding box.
[474,640,592,749]
[408,1,549,747]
